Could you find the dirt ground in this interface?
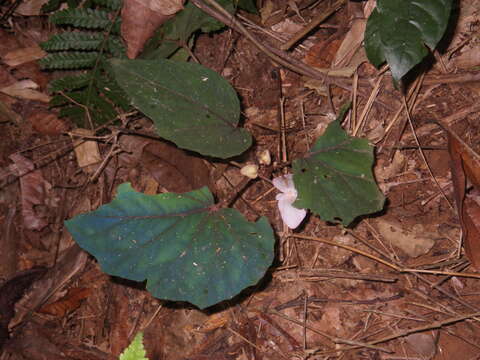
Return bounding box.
[2,0,480,359]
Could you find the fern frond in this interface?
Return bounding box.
[50,8,111,29]
[39,52,99,69]
[107,36,126,58]
[91,0,122,11]
[49,73,92,92]
[49,91,88,106]
[59,105,87,124]
[90,95,118,123]
[97,73,130,110]
[41,32,104,51]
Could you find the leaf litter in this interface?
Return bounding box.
[2,0,480,359]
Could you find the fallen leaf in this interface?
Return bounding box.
[2,46,47,67]
[39,287,91,317]
[28,109,69,135]
[69,128,102,173]
[0,268,46,349]
[405,332,437,359]
[15,0,49,16]
[375,219,435,258]
[121,0,184,58]
[9,154,53,231]
[332,18,366,68]
[447,128,480,269]
[0,80,50,102]
[141,139,210,193]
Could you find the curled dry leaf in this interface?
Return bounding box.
[39,287,91,317]
[28,109,69,135]
[9,154,54,231]
[121,0,185,58]
[446,126,480,269]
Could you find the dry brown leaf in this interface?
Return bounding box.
[28,109,69,135]
[10,245,87,329]
[39,287,91,317]
[0,79,50,102]
[9,154,53,231]
[447,130,480,269]
[375,219,435,258]
[332,18,366,68]
[70,128,102,172]
[15,0,49,16]
[2,46,46,67]
[121,0,184,59]
[142,140,210,193]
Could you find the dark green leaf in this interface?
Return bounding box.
[41,32,104,51]
[293,104,385,226]
[110,59,251,158]
[65,183,275,309]
[50,8,111,29]
[142,0,234,59]
[39,52,98,69]
[365,0,452,81]
[236,0,257,13]
[49,73,92,92]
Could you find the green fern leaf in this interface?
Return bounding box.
[96,73,130,110]
[49,91,88,106]
[59,105,87,124]
[39,52,99,69]
[107,36,126,58]
[49,73,92,92]
[89,94,118,123]
[41,32,104,51]
[50,8,111,29]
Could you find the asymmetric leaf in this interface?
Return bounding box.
[110,59,252,158]
[65,183,274,309]
[365,0,452,81]
[292,105,385,226]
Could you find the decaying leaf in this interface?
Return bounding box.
[121,0,185,58]
[142,140,210,193]
[69,128,102,173]
[28,109,69,136]
[2,46,47,67]
[0,80,50,102]
[446,125,480,269]
[9,154,54,231]
[39,287,91,317]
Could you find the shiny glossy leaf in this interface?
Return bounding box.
[365,0,452,81]
[65,183,274,309]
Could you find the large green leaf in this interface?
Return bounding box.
[110,59,252,158]
[65,183,274,309]
[365,0,452,81]
[292,105,385,226]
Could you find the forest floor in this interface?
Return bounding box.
[2,0,480,359]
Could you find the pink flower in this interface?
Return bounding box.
[272,174,307,229]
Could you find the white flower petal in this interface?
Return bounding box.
[272,174,295,193]
[278,198,307,229]
[273,174,307,229]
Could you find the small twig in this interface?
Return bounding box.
[293,233,480,279]
[402,94,454,210]
[280,0,347,50]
